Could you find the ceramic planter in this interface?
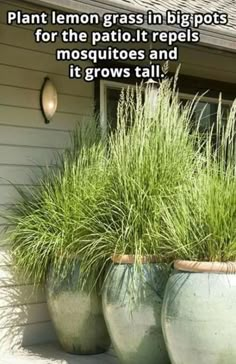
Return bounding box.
[162,260,236,364]
[102,255,170,364]
[46,262,110,354]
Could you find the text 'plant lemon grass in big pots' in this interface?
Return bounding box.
[6,122,110,355]
[161,101,236,364]
[77,78,200,364]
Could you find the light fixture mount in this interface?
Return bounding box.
[145,77,159,118]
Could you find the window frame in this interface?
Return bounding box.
[179,92,233,106]
[99,80,134,135]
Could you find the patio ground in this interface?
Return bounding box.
[2,343,119,364]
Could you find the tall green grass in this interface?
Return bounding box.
[77,78,200,280]
[6,121,108,284]
[159,98,236,262]
[7,75,236,291]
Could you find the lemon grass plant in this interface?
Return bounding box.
[6,121,109,284]
[76,78,201,280]
[159,98,236,262]
[9,73,229,291]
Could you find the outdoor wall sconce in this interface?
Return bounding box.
[40,77,58,124]
[145,78,159,117]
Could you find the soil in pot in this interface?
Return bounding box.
[102,255,170,364]
[162,260,236,364]
[46,261,111,355]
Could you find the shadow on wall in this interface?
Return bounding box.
[0,245,56,352]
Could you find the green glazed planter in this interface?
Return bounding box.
[162,260,236,364]
[46,262,110,355]
[102,256,170,364]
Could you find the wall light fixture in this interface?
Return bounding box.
[40,77,58,124]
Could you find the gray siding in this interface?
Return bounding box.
[0,0,94,351]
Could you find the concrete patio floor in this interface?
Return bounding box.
[2,343,119,364]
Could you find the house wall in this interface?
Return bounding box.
[172,44,236,85]
[1,0,236,353]
[0,0,94,351]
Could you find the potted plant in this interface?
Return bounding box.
[77,79,198,364]
[6,122,111,355]
[161,102,236,364]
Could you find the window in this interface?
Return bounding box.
[100,80,133,135]
[180,93,232,132]
[99,81,233,136]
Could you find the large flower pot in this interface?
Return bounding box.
[162,260,236,364]
[102,255,170,364]
[46,262,110,354]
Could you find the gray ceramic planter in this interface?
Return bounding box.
[46,262,110,355]
[162,260,236,364]
[102,256,170,364]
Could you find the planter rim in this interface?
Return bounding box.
[174,260,236,273]
[112,254,159,264]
